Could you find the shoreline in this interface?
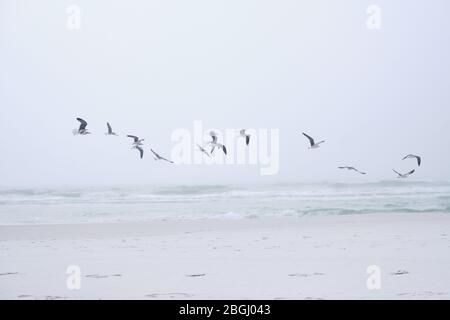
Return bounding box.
[1,211,448,240]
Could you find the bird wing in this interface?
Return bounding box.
[222,145,227,155]
[127,135,139,142]
[197,144,210,157]
[302,132,315,146]
[406,169,415,176]
[76,118,87,130]
[150,149,172,162]
[160,156,174,163]
[246,135,250,146]
[393,169,402,176]
[403,154,421,166]
[107,122,112,134]
[150,149,160,158]
[136,146,144,159]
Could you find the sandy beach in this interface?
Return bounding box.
[1,212,449,300]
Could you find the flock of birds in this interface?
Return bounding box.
[74,117,422,178]
[74,118,173,163]
[300,132,422,178]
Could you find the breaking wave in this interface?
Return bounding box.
[0,181,449,224]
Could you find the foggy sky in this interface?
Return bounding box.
[1,0,450,188]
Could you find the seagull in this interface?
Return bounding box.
[150,149,174,164]
[393,169,415,179]
[197,144,211,158]
[210,142,227,155]
[105,122,118,136]
[132,145,144,159]
[209,131,218,144]
[73,118,91,135]
[127,135,144,146]
[302,132,325,149]
[208,131,227,155]
[402,154,421,167]
[239,129,251,146]
[338,166,367,175]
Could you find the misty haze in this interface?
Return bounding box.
[0,0,449,301]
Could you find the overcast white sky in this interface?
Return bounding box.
[1,0,449,188]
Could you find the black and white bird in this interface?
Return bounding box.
[150,149,174,164]
[132,145,144,159]
[197,144,211,158]
[302,132,325,149]
[73,118,91,135]
[393,169,415,179]
[209,131,218,145]
[105,122,118,136]
[127,135,144,146]
[209,131,227,155]
[338,166,367,175]
[239,129,251,146]
[402,154,421,167]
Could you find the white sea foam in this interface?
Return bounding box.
[0,181,449,225]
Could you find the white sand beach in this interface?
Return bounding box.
[1,212,449,300]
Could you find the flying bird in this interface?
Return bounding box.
[105,122,118,136]
[73,118,91,135]
[393,169,415,179]
[402,154,421,167]
[197,144,211,158]
[208,131,227,155]
[239,129,251,146]
[209,131,218,144]
[132,145,144,159]
[210,142,227,155]
[150,149,174,164]
[338,166,367,175]
[302,132,325,149]
[127,135,144,146]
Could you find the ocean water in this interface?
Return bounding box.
[0,181,449,225]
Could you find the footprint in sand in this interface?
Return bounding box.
[85,274,123,279]
[86,274,108,279]
[314,244,331,248]
[264,245,281,249]
[0,272,19,276]
[45,295,69,300]
[289,272,324,278]
[390,270,409,276]
[185,273,206,278]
